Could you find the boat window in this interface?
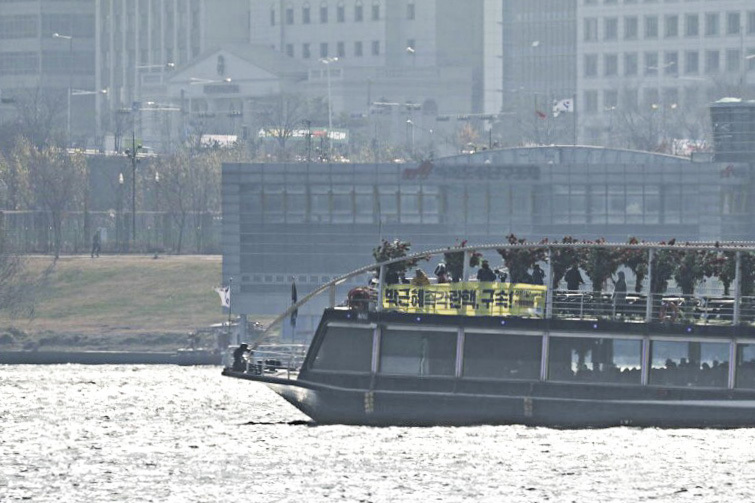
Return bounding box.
[379,329,456,376]
[311,326,373,372]
[463,333,541,381]
[548,336,642,384]
[650,340,729,388]
[736,343,755,389]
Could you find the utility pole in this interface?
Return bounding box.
[125,132,141,249]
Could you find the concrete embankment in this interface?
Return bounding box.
[0,349,224,365]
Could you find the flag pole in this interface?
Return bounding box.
[228,277,234,345]
[572,93,577,145]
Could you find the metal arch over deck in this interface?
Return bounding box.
[257,241,755,344]
[433,145,692,167]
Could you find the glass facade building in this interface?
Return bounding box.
[222,146,753,315]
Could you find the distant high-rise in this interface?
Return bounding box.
[248,0,502,117]
[0,0,97,145]
[500,0,578,146]
[577,0,755,151]
[96,0,249,149]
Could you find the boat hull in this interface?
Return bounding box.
[223,370,755,427]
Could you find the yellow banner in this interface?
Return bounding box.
[382,282,547,317]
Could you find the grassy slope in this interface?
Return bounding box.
[0,255,233,350]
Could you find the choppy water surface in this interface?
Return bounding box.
[2,365,754,502]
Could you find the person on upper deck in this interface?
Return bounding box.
[530,264,545,285]
[411,268,431,286]
[565,264,584,291]
[477,260,497,282]
[434,263,448,284]
[613,271,627,305]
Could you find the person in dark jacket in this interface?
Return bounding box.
[232,343,249,371]
[565,264,584,291]
[477,260,497,282]
[530,264,545,285]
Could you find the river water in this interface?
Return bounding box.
[2,365,754,502]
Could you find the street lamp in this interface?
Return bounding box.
[319,57,338,158]
[124,132,142,249]
[52,32,73,144]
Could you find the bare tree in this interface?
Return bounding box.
[254,94,319,160]
[11,87,66,149]
[16,138,87,258]
[154,152,190,253]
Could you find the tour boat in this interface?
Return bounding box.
[222,243,755,427]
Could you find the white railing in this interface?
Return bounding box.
[250,242,755,349]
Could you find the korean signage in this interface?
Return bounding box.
[383,283,546,317]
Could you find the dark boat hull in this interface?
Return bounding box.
[223,369,755,427]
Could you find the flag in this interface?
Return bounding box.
[535,110,547,119]
[215,286,230,308]
[553,98,574,117]
[290,281,298,327]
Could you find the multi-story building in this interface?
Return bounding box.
[500,0,578,146]
[248,0,502,126]
[0,0,97,145]
[96,0,249,150]
[577,0,755,149]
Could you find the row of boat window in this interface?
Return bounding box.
[312,326,755,390]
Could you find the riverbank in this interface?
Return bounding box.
[0,254,255,352]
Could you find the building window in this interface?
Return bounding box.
[302,4,311,24]
[407,2,415,20]
[320,42,328,58]
[604,17,618,40]
[624,52,638,76]
[584,90,598,114]
[286,44,294,57]
[372,1,380,21]
[665,15,678,38]
[355,1,363,21]
[664,52,678,75]
[320,2,328,23]
[270,6,276,26]
[337,41,345,58]
[604,89,618,108]
[644,15,658,39]
[727,12,741,35]
[604,53,618,76]
[726,49,741,73]
[302,43,311,59]
[685,13,699,37]
[644,52,658,75]
[685,50,699,74]
[705,50,720,73]
[372,40,380,55]
[624,16,638,39]
[286,5,294,24]
[337,2,345,22]
[584,17,598,41]
[584,54,598,77]
[705,12,719,37]
[354,41,363,57]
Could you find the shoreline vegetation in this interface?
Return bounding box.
[0,254,252,352]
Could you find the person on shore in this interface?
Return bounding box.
[477,260,497,282]
[565,264,584,291]
[91,229,101,258]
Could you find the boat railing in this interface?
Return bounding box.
[252,242,755,350]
